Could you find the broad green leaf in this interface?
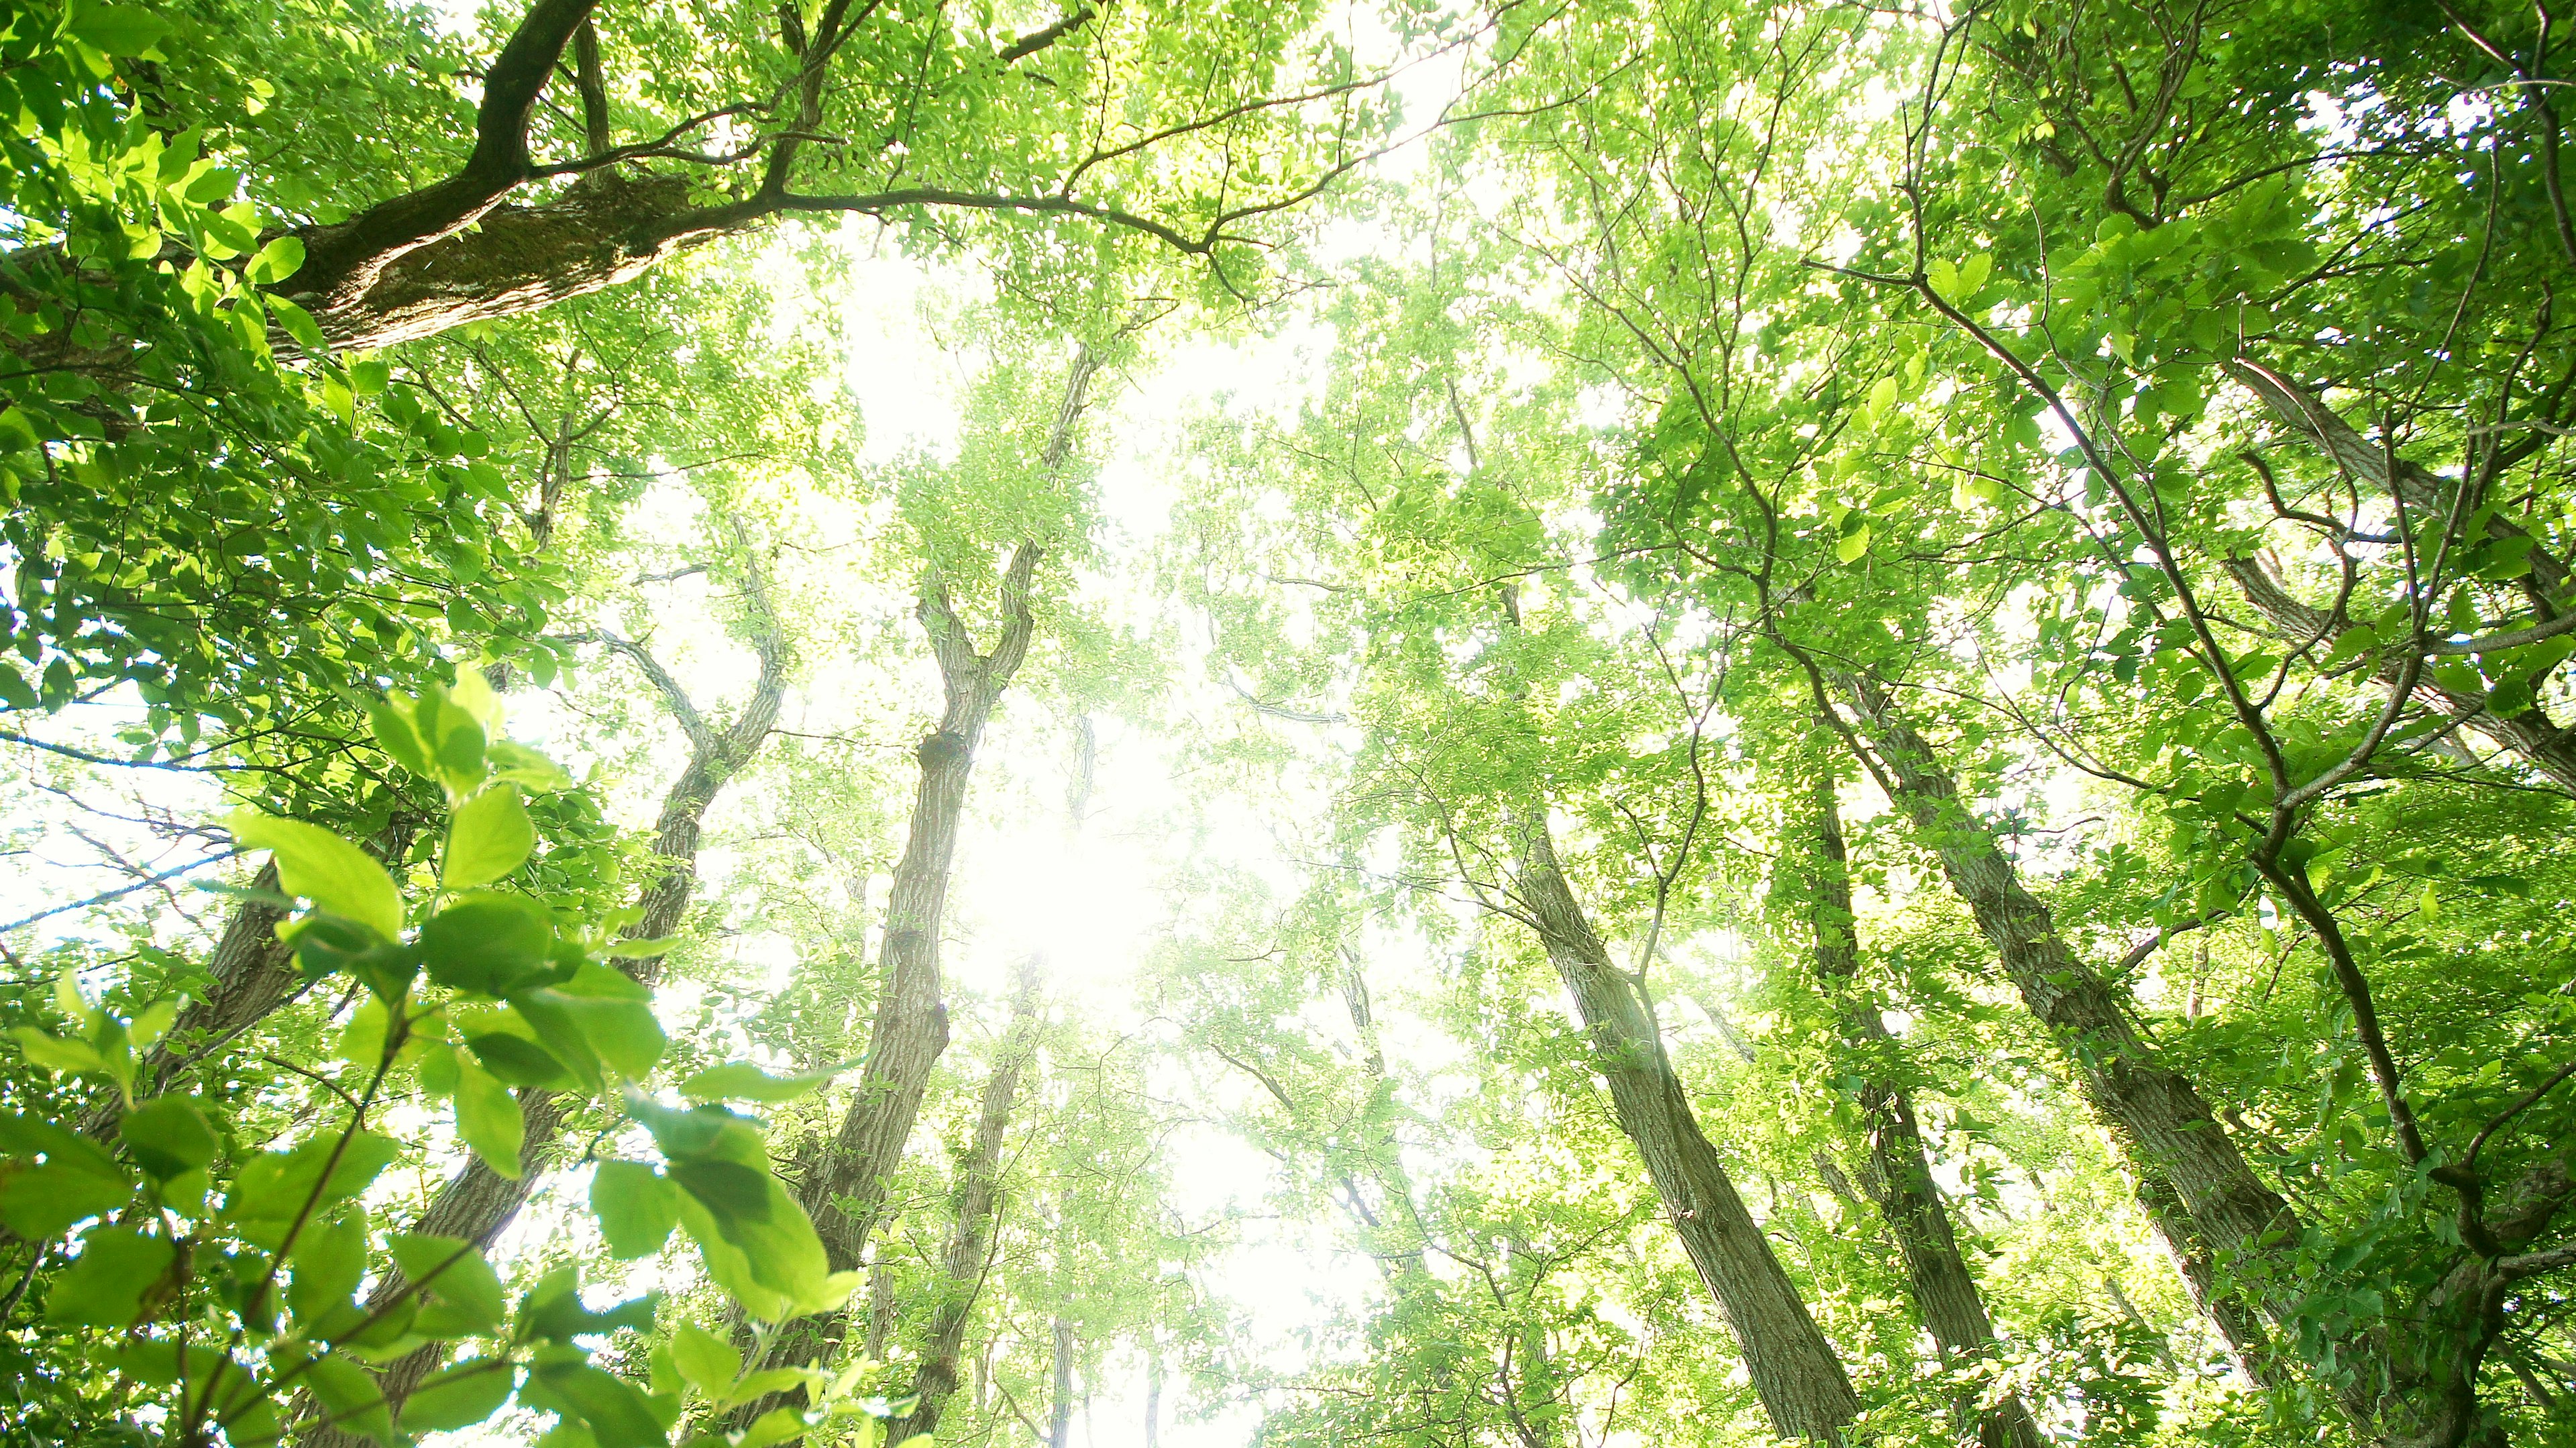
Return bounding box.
[0,1159,134,1240]
[46,1225,174,1327]
[288,1208,369,1324]
[454,1055,525,1180]
[590,1160,682,1259]
[246,236,306,285]
[445,785,535,889]
[66,2,170,55]
[119,1096,217,1180]
[391,1233,506,1334]
[603,936,680,960]
[679,1059,854,1104]
[306,1355,392,1443]
[669,1321,740,1396]
[469,1031,574,1088]
[421,894,553,995]
[224,1131,400,1250]
[227,812,403,941]
[403,1358,518,1433]
[369,696,433,776]
[12,1026,105,1076]
[542,964,664,1078]
[486,739,576,792]
[528,1357,668,1448]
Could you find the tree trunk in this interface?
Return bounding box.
[301,553,790,1445]
[884,960,1042,1445]
[735,544,1042,1402]
[1049,1314,1076,1448]
[2224,555,2576,794]
[1802,774,2043,1448]
[1830,674,2320,1392]
[1512,815,1860,1442]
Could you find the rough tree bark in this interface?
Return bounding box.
[883,959,1042,1445]
[1827,674,2320,1393]
[1512,815,1860,1443]
[302,546,791,1444]
[1049,1313,1077,1448]
[2224,554,2576,794]
[1801,773,2043,1448]
[733,541,1042,1402]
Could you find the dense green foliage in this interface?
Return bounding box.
[7,1,2576,1447]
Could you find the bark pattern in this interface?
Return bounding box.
[1805,777,2043,1448]
[1513,817,1859,1442]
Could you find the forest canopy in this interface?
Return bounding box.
[4,1,2575,1447]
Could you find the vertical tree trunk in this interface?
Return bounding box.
[884,960,1042,1444]
[1829,674,2319,1393]
[1512,816,1859,1442]
[1803,773,2043,1448]
[302,551,791,1445]
[1144,1353,1161,1448]
[1049,1314,1077,1448]
[738,544,1042,1398]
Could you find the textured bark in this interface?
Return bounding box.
[2225,358,2574,605]
[1049,1314,1076,1448]
[302,556,790,1446]
[737,544,1041,1400]
[90,818,419,1141]
[1832,675,2323,1391]
[1513,817,1859,1442]
[1803,776,2042,1448]
[2225,554,2576,794]
[884,961,1041,1445]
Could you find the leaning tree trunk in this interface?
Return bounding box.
[1513,816,1860,1443]
[729,543,1042,1410]
[301,551,791,1445]
[1830,674,2343,1400]
[1802,773,2043,1448]
[87,816,420,1142]
[883,960,1042,1445]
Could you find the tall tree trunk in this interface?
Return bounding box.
[735,544,1042,1400]
[89,816,419,1141]
[2224,554,2576,794]
[1144,1353,1161,1448]
[884,960,1042,1445]
[1512,815,1860,1442]
[301,550,790,1445]
[1802,773,2043,1448]
[1827,673,2322,1392]
[1049,1314,1077,1448]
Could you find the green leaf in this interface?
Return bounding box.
[12,1026,106,1076]
[669,1321,741,1398]
[421,894,554,995]
[66,3,171,55]
[405,1358,518,1433]
[306,1355,393,1444]
[369,697,433,777]
[543,964,664,1078]
[455,1055,525,1180]
[0,1159,131,1240]
[46,1225,174,1327]
[445,784,535,889]
[226,812,403,941]
[603,936,680,960]
[486,739,576,792]
[391,1233,507,1334]
[119,1096,217,1181]
[469,1031,574,1088]
[529,1358,669,1448]
[245,236,306,285]
[678,1059,854,1104]
[288,1208,369,1325]
[224,1131,400,1250]
[1835,523,1872,564]
[590,1160,682,1259]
